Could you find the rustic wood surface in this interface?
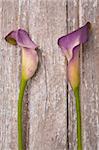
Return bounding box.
[0,0,99,150]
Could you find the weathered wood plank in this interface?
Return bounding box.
[28,0,67,150]
[67,0,79,149]
[80,0,99,149]
[0,0,19,149]
[0,0,30,149]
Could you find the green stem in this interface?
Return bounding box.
[74,86,82,150]
[18,78,27,150]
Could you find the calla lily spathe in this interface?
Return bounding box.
[5,29,39,149]
[5,29,38,80]
[58,22,91,89]
[58,22,91,150]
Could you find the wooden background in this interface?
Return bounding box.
[0,0,99,149]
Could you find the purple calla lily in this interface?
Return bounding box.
[58,22,91,150]
[5,29,38,80]
[58,22,91,89]
[5,29,38,150]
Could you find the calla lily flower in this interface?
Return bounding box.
[5,29,38,150]
[58,22,91,150]
[58,22,91,90]
[5,29,38,80]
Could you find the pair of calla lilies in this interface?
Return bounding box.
[5,22,91,150]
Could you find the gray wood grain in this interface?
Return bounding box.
[67,0,79,149]
[0,0,99,150]
[80,0,99,149]
[0,0,19,149]
[28,0,67,150]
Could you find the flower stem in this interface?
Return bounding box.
[18,78,27,150]
[74,86,82,150]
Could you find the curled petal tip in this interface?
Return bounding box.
[86,22,91,30]
[5,31,17,45]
